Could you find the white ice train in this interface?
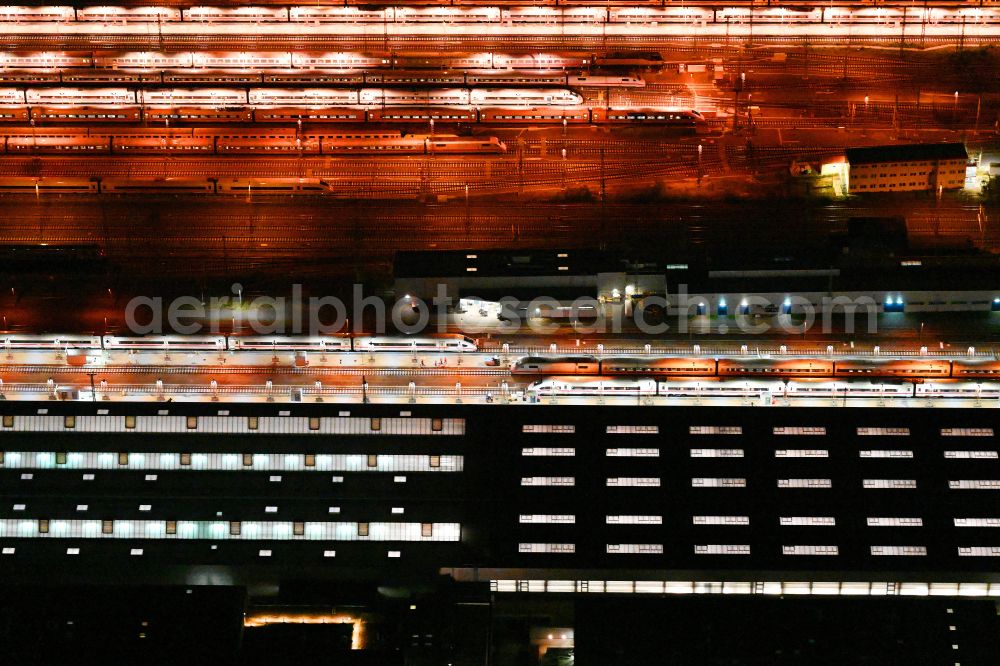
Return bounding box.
[526,377,1000,400]
[5,6,1000,26]
[93,333,478,353]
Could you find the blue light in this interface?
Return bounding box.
[895,296,903,305]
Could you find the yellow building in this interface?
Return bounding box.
[845,143,967,194]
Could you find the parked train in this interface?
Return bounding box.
[0,105,707,127]
[513,355,1000,380]
[1,87,585,108]
[2,333,479,353]
[1,5,998,25]
[0,128,507,155]
[0,51,652,72]
[526,377,1000,400]
[0,68,645,88]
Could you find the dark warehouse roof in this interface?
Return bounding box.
[846,143,968,165]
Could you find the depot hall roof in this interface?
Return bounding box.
[845,142,968,165]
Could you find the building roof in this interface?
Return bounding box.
[394,249,669,279]
[845,143,967,165]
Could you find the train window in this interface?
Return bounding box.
[38,520,49,534]
[63,416,75,429]
[367,454,378,468]
[429,455,440,468]
[180,453,191,466]
[56,451,67,465]
[308,417,320,431]
[186,416,197,430]
[102,520,114,535]
[431,418,443,432]
[3,415,15,428]
[166,520,177,535]
[370,418,381,431]
[118,452,129,466]
[229,521,241,536]
[357,522,369,537]
[293,522,305,536]
[304,454,316,468]
[421,523,433,538]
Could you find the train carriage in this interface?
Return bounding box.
[513,356,600,375]
[427,136,506,154]
[227,335,351,352]
[502,7,606,24]
[717,358,834,377]
[293,52,389,69]
[391,53,493,70]
[194,52,293,69]
[470,87,582,107]
[0,106,30,122]
[832,359,952,379]
[112,137,215,154]
[215,136,321,154]
[164,70,263,85]
[370,71,467,86]
[265,70,365,85]
[181,7,289,23]
[393,7,500,23]
[360,87,470,106]
[479,106,590,123]
[492,53,590,69]
[0,88,24,105]
[102,335,226,351]
[951,359,1000,379]
[0,6,75,22]
[289,6,388,23]
[140,88,247,106]
[76,7,181,22]
[6,136,110,153]
[95,52,192,69]
[352,334,476,352]
[0,52,92,68]
[466,71,569,86]
[30,105,141,122]
[248,87,358,106]
[253,107,364,122]
[216,178,327,194]
[0,70,61,84]
[144,106,252,123]
[604,357,718,376]
[26,87,135,105]
[366,107,475,123]
[61,69,157,84]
